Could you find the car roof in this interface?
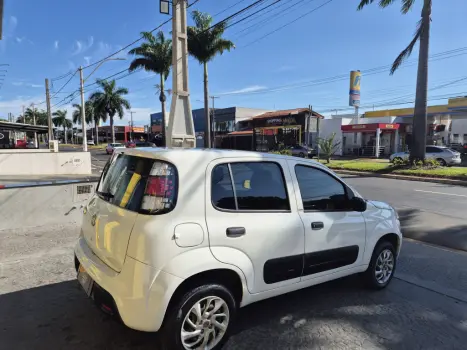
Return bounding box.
[115,147,326,169]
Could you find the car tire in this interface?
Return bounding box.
[299,152,305,158]
[162,284,237,350]
[393,157,403,163]
[363,241,397,290]
[437,158,447,167]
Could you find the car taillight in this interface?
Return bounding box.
[141,161,177,214]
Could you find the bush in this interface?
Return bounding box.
[391,157,439,169]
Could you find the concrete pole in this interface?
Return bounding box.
[45,79,53,142]
[79,67,88,152]
[375,127,381,158]
[166,0,195,148]
[32,103,37,148]
[210,96,219,148]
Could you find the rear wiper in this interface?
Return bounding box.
[96,191,114,199]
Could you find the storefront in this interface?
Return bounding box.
[251,108,323,152]
[341,123,402,157]
[90,125,148,144]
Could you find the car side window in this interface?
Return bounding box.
[211,162,290,211]
[426,146,441,153]
[295,165,350,211]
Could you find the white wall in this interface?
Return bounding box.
[319,118,353,156]
[235,107,271,122]
[0,182,97,231]
[0,152,92,175]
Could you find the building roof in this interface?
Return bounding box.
[251,108,325,120]
[0,121,49,133]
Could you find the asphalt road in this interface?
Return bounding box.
[1,224,467,349]
[343,175,467,252]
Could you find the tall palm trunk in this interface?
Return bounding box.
[110,115,116,143]
[63,126,68,144]
[160,74,167,147]
[95,121,99,145]
[410,1,431,162]
[203,62,211,148]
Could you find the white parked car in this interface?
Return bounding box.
[390,145,461,166]
[75,148,402,349]
[105,142,125,155]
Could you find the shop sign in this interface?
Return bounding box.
[351,124,367,130]
[266,117,297,126]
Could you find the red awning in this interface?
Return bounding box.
[341,123,400,132]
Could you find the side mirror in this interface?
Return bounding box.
[350,197,367,212]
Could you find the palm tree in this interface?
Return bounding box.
[187,10,235,148]
[24,107,38,124]
[129,31,172,144]
[72,101,97,145]
[90,79,131,143]
[52,110,71,144]
[357,0,431,161]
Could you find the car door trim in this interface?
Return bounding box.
[303,245,359,276]
[263,254,303,284]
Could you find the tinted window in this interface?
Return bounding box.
[211,164,236,210]
[426,146,442,153]
[211,162,290,211]
[295,165,349,211]
[97,154,153,212]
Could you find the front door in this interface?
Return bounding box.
[288,160,366,281]
[206,158,305,294]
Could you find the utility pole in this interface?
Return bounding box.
[130,111,135,141]
[79,66,88,152]
[210,96,220,148]
[45,78,53,142]
[32,103,37,148]
[164,0,195,148]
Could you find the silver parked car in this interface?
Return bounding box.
[290,145,316,158]
[390,146,461,166]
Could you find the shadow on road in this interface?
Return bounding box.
[1,275,466,349]
[398,208,467,252]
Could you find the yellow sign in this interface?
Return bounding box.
[349,71,361,107]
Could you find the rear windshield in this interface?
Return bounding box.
[97,154,178,215]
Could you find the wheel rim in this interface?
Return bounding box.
[181,296,230,350]
[375,249,394,285]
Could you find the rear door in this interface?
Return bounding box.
[82,153,154,272]
[206,158,305,294]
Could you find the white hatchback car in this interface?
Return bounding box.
[75,148,402,350]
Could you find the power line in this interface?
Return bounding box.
[241,0,333,47]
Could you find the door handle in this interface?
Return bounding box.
[226,227,246,238]
[311,222,324,230]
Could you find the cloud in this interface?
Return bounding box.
[84,56,91,65]
[0,95,45,117]
[12,81,43,88]
[219,85,267,95]
[54,40,59,49]
[277,65,295,72]
[68,60,77,71]
[15,37,24,43]
[71,36,94,55]
[9,16,18,31]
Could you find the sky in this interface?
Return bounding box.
[1,0,467,126]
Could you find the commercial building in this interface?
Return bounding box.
[320,96,467,157]
[84,125,148,144]
[222,108,324,151]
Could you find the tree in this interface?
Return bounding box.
[90,79,131,143]
[187,10,235,148]
[52,110,71,144]
[357,0,431,161]
[24,107,38,124]
[317,133,341,164]
[129,31,172,144]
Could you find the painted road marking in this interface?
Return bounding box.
[414,189,467,198]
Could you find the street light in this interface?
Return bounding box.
[79,57,125,151]
[160,0,170,14]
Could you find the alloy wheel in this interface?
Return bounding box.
[375,249,394,285]
[181,296,230,350]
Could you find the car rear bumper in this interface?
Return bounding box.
[74,235,183,332]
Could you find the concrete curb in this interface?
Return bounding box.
[332,169,467,187]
